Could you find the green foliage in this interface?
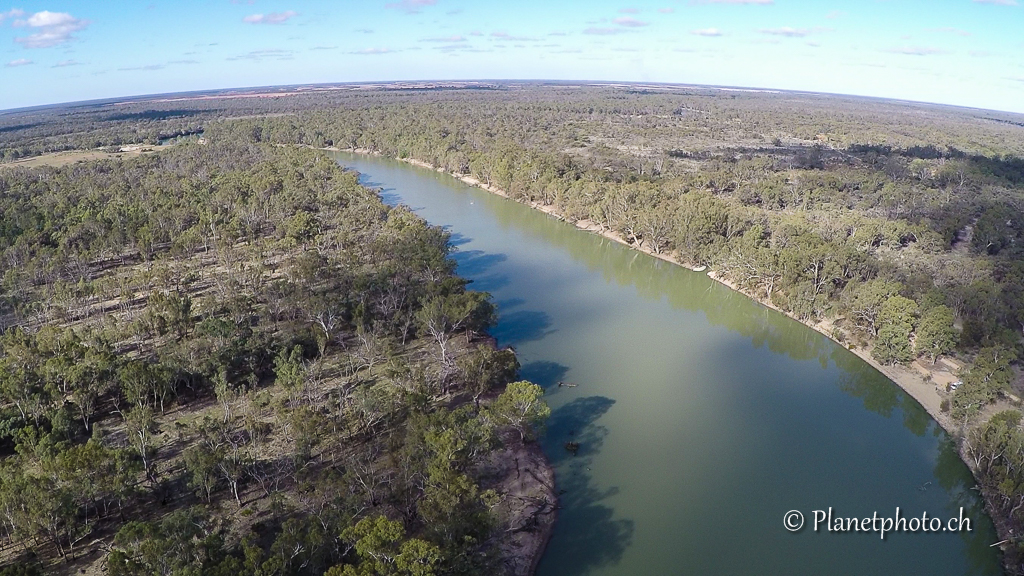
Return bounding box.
[183,445,222,502]
[274,345,306,391]
[845,280,903,337]
[7,83,1023,573]
[963,411,1024,529]
[916,305,958,363]
[457,346,519,408]
[340,516,442,576]
[488,381,551,443]
[0,138,541,574]
[107,508,225,576]
[951,347,1018,421]
[871,296,919,365]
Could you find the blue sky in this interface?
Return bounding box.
[1,0,1022,113]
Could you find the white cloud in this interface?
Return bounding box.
[690,28,724,36]
[0,8,25,24]
[758,26,831,38]
[243,11,298,24]
[13,11,89,48]
[490,31,537,41]
[658,7,675,13]
[619,7,640,13]
[52,59,82,67]
[885,46,948,56]
[421,35,466,42]
[690,0,773,4]
[759,27,810,37]
[583,27,628,35]
[614,16,649,27]
[973,0,1017,5]
[5,58,33,67]
[384,0,437,14]
[928,27,971,36]
[227,49,295,61]
[352,47,393,54]
[118,64,165,71]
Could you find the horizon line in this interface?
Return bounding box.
[3,78,1024,119]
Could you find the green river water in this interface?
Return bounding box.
[332,151,1002,576]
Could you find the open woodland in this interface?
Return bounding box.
[3,82,1024,573]
[0,137,552,575]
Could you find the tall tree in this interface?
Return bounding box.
[916,305,958,364]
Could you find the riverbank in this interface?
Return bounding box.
[335,146,1013,572]
[487,437,558,576]
[342,148,955,430]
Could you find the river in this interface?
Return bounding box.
[331,151,1002,576]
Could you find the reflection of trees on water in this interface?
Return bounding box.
[836,351,1001,571]
[932,438,1004,574]
[538,396,634,576]
[483,192,841,364]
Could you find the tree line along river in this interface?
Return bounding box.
[332,151,1002,576]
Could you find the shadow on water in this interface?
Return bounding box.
[493,297,526,313]
[447,232,473,248]
[469,275,510,293]
[378,188,405,207]
[491,309,555,346]
[539,396,634,576]
[520,360,569,391]
[452,250,511,291]
[546,396,615,465]
[452,250,508,276]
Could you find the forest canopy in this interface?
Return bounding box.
[0,139,550,575]
[2,82,1024,573]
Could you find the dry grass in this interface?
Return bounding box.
[0,148,164,170]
